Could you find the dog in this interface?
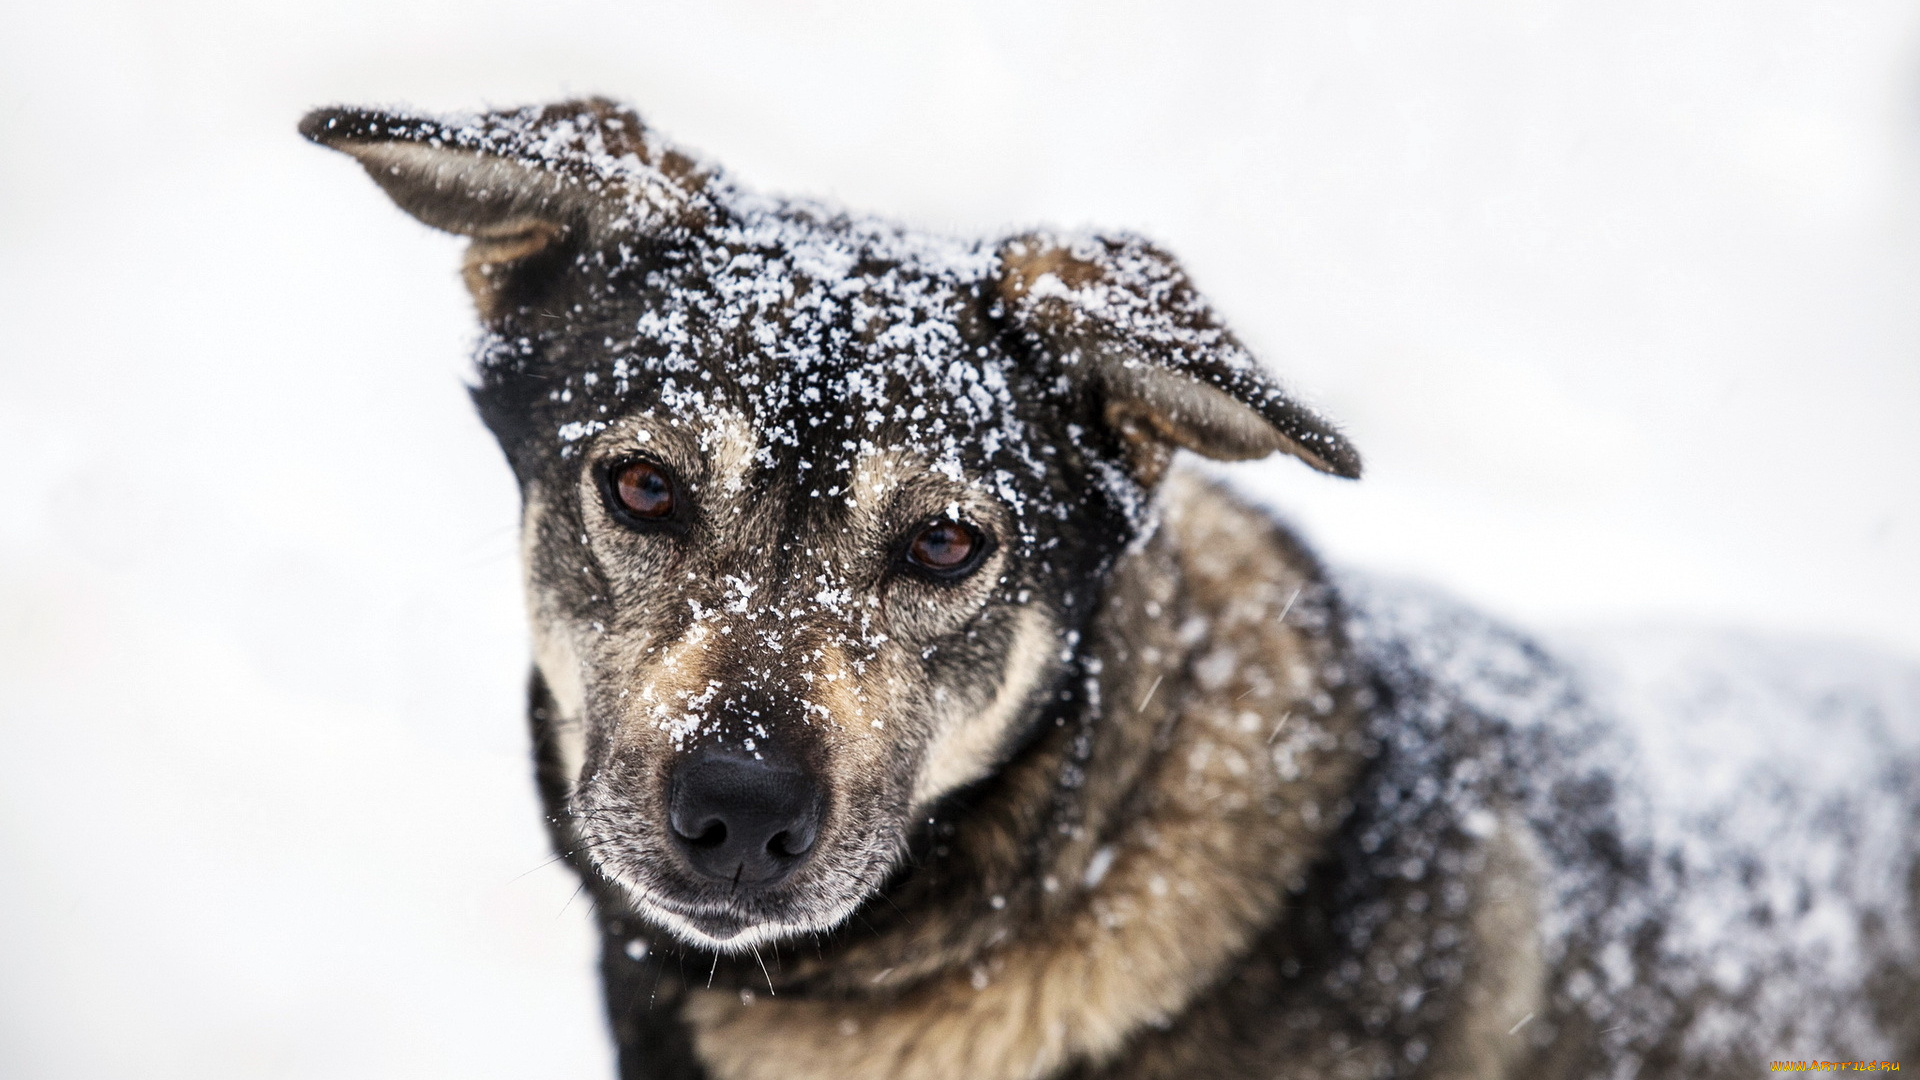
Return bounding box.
[302,98,1920,1079]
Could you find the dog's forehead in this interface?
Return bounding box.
[563,206,1041,478]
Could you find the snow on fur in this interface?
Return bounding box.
[1344,573,1920,1071]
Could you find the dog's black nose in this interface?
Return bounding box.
[667,750,822,887]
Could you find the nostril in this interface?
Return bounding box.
[680,819,727,849]
[766,826,815,860]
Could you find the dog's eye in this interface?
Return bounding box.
[905,520,985,577]
[608,460,677,523]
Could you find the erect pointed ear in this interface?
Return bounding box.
[995,233,1361,484]
[299,98,715,321]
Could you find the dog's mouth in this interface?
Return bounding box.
[633,894,827,951]
[585,850,878,952]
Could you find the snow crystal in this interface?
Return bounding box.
[1084,844,1118,889]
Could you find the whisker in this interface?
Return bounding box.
[515,835,625,882]
[647,952,667,1010]
[507,852,569,883]
[751,945,776,996]
[811,864,908,922]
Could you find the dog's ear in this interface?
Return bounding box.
[995,233,1360,483]
[300,98,713,320]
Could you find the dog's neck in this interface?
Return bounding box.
[672,472,1370,1080]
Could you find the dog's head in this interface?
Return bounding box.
[304,99,1358,951]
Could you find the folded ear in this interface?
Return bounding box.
[995,233,1361,483]
[299,98,714,320]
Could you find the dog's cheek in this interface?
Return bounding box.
[522,491,593,788]
[530,614,591,786]
[816,742,910,889]
[910,604,1061,808]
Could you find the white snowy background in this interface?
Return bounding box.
[2,2,1917,1077]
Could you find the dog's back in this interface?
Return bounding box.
[1310,572,1920,1078]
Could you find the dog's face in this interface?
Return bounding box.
[502,230,1120,949]
[304,99,1358,950]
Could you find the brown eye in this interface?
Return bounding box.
[906,520,982,575]
[611,460,676,521]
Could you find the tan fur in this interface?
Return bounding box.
[1101,400,1177,487]
[692,410,761,499]
[911,606,1056,808]
[1427,817,1547,1080]
[845,449,911,514]
[463,220,563,320]
[524,483,591,789]
[995,241,1107,297]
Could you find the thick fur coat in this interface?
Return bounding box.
[304,98,1920,1079]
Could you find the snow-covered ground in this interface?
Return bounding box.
[2,2,1916,1076]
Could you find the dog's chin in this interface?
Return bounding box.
[624,891,858,953]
